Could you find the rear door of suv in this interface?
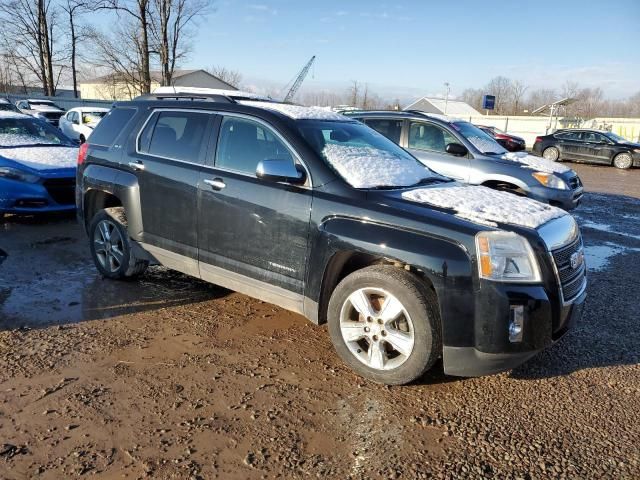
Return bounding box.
[197,114,313,302]
[129,108,215,273]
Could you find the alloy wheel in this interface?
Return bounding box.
[93,219,125,273]
[339,287,415,371]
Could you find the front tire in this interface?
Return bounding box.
[542,146,560,162]
[613,152,633,170]
[327,265,441,385]
[89,207,148,279]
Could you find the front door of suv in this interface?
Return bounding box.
[406,121,469,182]
[131,109,215,274]
[198,114,312,300]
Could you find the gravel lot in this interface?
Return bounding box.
[0,163,639,479]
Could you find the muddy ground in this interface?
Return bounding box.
[0,164,639,479]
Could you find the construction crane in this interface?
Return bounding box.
[282,55,316,103]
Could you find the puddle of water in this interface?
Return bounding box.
[580,221,640,241]
[584,243,640,272]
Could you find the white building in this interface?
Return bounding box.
[404,97,481,117]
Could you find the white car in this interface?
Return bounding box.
[59,107,110,143]
[15,99,66,127]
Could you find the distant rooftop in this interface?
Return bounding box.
[403,97,481,117]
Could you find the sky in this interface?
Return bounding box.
[99,0,640,101]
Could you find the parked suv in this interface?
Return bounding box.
[77,92,586,385]
[532,129,640,169]
[345,111,583,210]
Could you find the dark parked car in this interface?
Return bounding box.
[533,129,640,169]
[0,98,21,113]
[76,92,586,385]
[477,125,526,152]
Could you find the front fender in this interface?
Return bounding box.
[81,164,144,240]
[475,173,531,191]
[307,216,475,348]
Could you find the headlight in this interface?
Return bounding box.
[475,231,542,283]
[532,172,568,190]
[0,167,40,183]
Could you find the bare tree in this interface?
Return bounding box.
[508,80,528,115]
[150,0,212,86]
[460,88,483,112]
[348,80,359,107]
[0,0,62,95]
[61,0,94,98]
[206,65,242,89]
[485,76,512,115]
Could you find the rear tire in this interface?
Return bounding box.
[79,134,86,144]
[89,207,148,279]
[613,152,633,170]
[327,265,441,385]
[542,146,560,162]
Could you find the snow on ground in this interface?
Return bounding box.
[239,101,348,121]
[502,151,571,174]
[322,144,432,188]
[402,185,566,228]
[0,146,78,170]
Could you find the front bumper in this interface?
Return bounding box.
[529,184,583,210]
[442,283,586,377]
[0,175,76,214]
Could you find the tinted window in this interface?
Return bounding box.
[364,119,403,144]
[90,108,135,146]
[408,121,458,153]
[216,117,294,174]
[581,132,606,143]
[144,111,210,163]
[555,131,580,141]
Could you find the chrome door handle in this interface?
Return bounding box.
[204,178,226,190]
[128,161,145,171]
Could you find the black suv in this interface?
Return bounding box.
[533,129,640,169]
[76,93,586,385]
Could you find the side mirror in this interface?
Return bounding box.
[445,142,468,156]
[256,159,306,185]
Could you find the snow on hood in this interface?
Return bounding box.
[29,105,64,112]
[0,146,78,170]
[402,185,566,229]
[0,111,31,120]
[322,144,432,188]
[239,101,347,120]
[502,151,571,174]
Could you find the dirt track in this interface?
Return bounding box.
[1,164,639,479]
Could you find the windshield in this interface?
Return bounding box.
[0,104,18,112]
[298,120,438,189]
[605,132,627,143]
[81,111,107,123]
[0,117,73,147]
[451,121,507,155]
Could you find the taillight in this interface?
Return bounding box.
[77,142,88,165]
[534,136,542,143]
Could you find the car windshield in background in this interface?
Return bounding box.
[82,111,108,123]
[298,120,439,189]
[452,121,507,155]
[0,104,17,112]
[605,132,628,143]
[30,101,62,109]
[0,117,73,147]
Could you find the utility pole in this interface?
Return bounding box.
[444,82,451,115]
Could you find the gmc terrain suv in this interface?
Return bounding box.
[77,91,586,385]
[345,111,583,210]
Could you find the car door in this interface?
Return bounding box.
[59,112,72,137]
[581,132,612,164]
[69,112,81,139]
[129,109,214,274]
[197,114,313,298]
[406,120,470,181]
[555,131,584,160]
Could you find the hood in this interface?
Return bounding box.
[500,151,572,175]
[0,146,77,171]
[29,105,64,113]
[384,183,567,230]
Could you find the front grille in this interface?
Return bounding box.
[568,176,582,190]
[43,178,75,205]
[552,236,586,303]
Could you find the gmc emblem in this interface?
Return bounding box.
[570,250,585,270]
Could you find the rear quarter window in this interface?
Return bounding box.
[89,107,136,146]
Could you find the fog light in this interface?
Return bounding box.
[509,305,524,343]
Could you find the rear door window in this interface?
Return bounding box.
[215,116,294,175]
[555,131,580,141]
[363,119,403,144]
[90,108,135,146]
[140,111,212,164]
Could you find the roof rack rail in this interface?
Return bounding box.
[134,92,235,103]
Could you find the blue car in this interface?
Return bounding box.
[0,112,78,215]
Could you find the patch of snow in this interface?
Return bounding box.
[152,86,270,100]
[581,220,640,241]
[0,134,63,147]
[584,243,640,272]
[239,101,348,120]
[402,185,566,229]
[0,111,31,120]
[0,146,78,170]
[466,135,502,154]
[322,144,432,189]
[502,151,571,174]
